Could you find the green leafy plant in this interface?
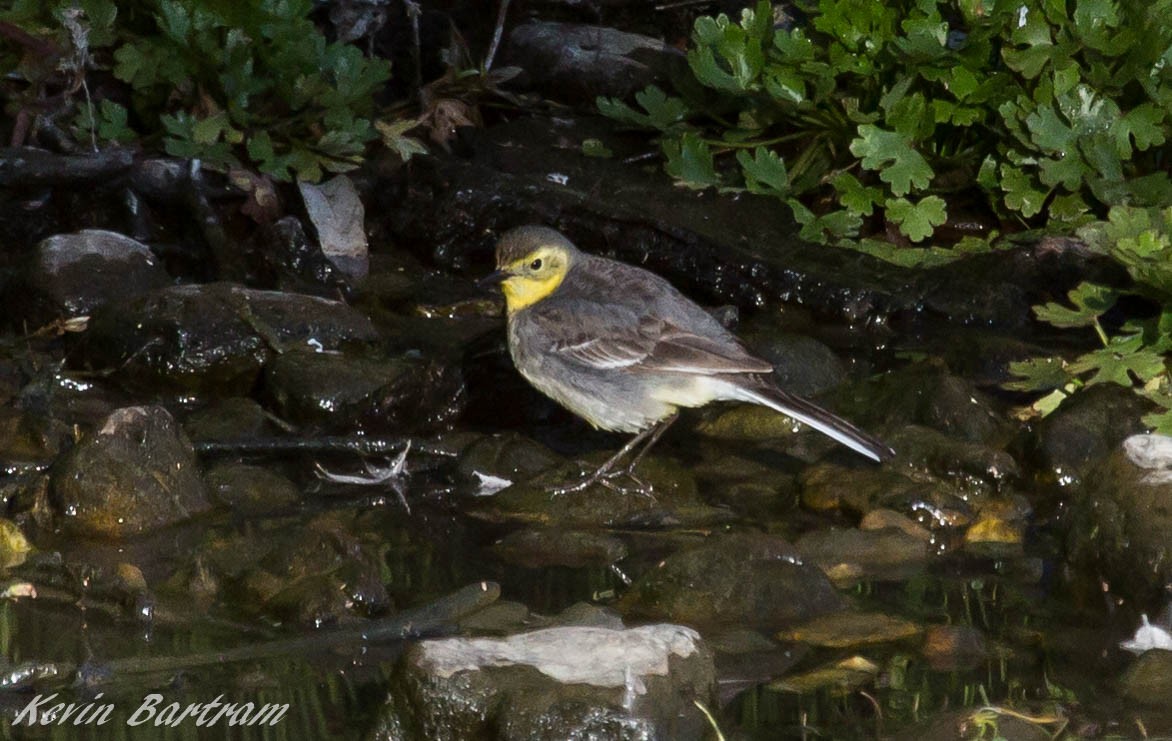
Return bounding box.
[1007,206,1172,431]
[1,0,391,181]
[112,0,390,181]
[600,0,1172,245]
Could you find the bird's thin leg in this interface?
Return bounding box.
[619,412,677,478]
[549,414,678,497]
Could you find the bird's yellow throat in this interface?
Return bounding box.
[501,271,565,312]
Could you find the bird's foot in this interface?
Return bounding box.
[547,463,656,500]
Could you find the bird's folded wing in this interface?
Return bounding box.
[551,317,772,375]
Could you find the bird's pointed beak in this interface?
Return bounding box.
[477,269,509,290]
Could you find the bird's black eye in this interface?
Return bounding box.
[529,258,543,270]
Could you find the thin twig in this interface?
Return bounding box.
[484,0,512,72]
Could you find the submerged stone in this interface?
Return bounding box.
[778,611,922,648]
[492,528,628,568]
[371,624,715,741]
[204,463,301,515]
[1068,434,1172,604]
[262,347,465,433]
[470,454,730,529]
[796,527,930,586]
[79,283,378,395]
[183,397,278,443]
[50,406,211,538]
[1120,648,1172,706]
[620,532,845,632]
[1029,384,1153,488]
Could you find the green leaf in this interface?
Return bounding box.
[1033,282,1118,328]
[663,133,719,189]
[832,172,883,216]
[1005,357,1070,391]
[1000,164,1047,218]
[736,147,789,195]
[849,124,933,196]
[597,86,689,131]
[885,195,947,242]
[1067,335,1167,386]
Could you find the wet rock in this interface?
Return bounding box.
[5,229,169,329]
[204,463,300,515]
[50,406,211,538]
[691,452,799,517]
[79,283,379,395]
[796,527,930,586]
[506,22,688,107]
[234,512,391,626]
[550,602,625,630]
[620,532,846,632]
[183,397,280,443]
[469,454,730,529]
[737,321,848,397]
[777,611,922,648]
[262,347,464,433]
[456,432,564,484]
[769,655,879,694]
[921,624,989,671]
[492,528,628,568]
[252,216,353,298]
[709,630,809,704]
[371,624,715,741]
[964,499,1028,558]
[857,365,1012,445]
[0,407,72,464]
[859,508,932,541]
[800,462,936,516]
[457,601,536,635]
[1068,434,1172,604]
[1028,384,1153,488]
[1120,648,1172,706]
[894,425,1019,490]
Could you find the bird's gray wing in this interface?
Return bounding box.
[547,306,771,375]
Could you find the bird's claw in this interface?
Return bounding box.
[547,463,656,500]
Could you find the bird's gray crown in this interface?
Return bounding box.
[495,225,580,266]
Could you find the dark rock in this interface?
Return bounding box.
[491,528,628,568]
[78,283,379,395]
[50,406,212,538]
[456,432,564,484]
[0,407,72,464]
[506,22,689,107]
[183,397,280,443]
[371,624,715,741]
[796,527,930,586]
[850,364,1012,445]
[1120,648,1172,706]
[737,321,848,398]
[1028,384,1154,488]
[5,229,169,329]
[620,532,846,631]
[469,454,730,529]
[1068,434,1172,604]
[234,512,391,626]
[262,347,465,433]
[921,624,989,671]
[252,216,353,298]
[204,463,300,515]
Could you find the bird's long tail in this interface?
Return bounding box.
[732,380,895,463]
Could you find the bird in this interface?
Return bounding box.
[480,225,893,494]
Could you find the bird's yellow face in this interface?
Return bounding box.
[497,245,570,313]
